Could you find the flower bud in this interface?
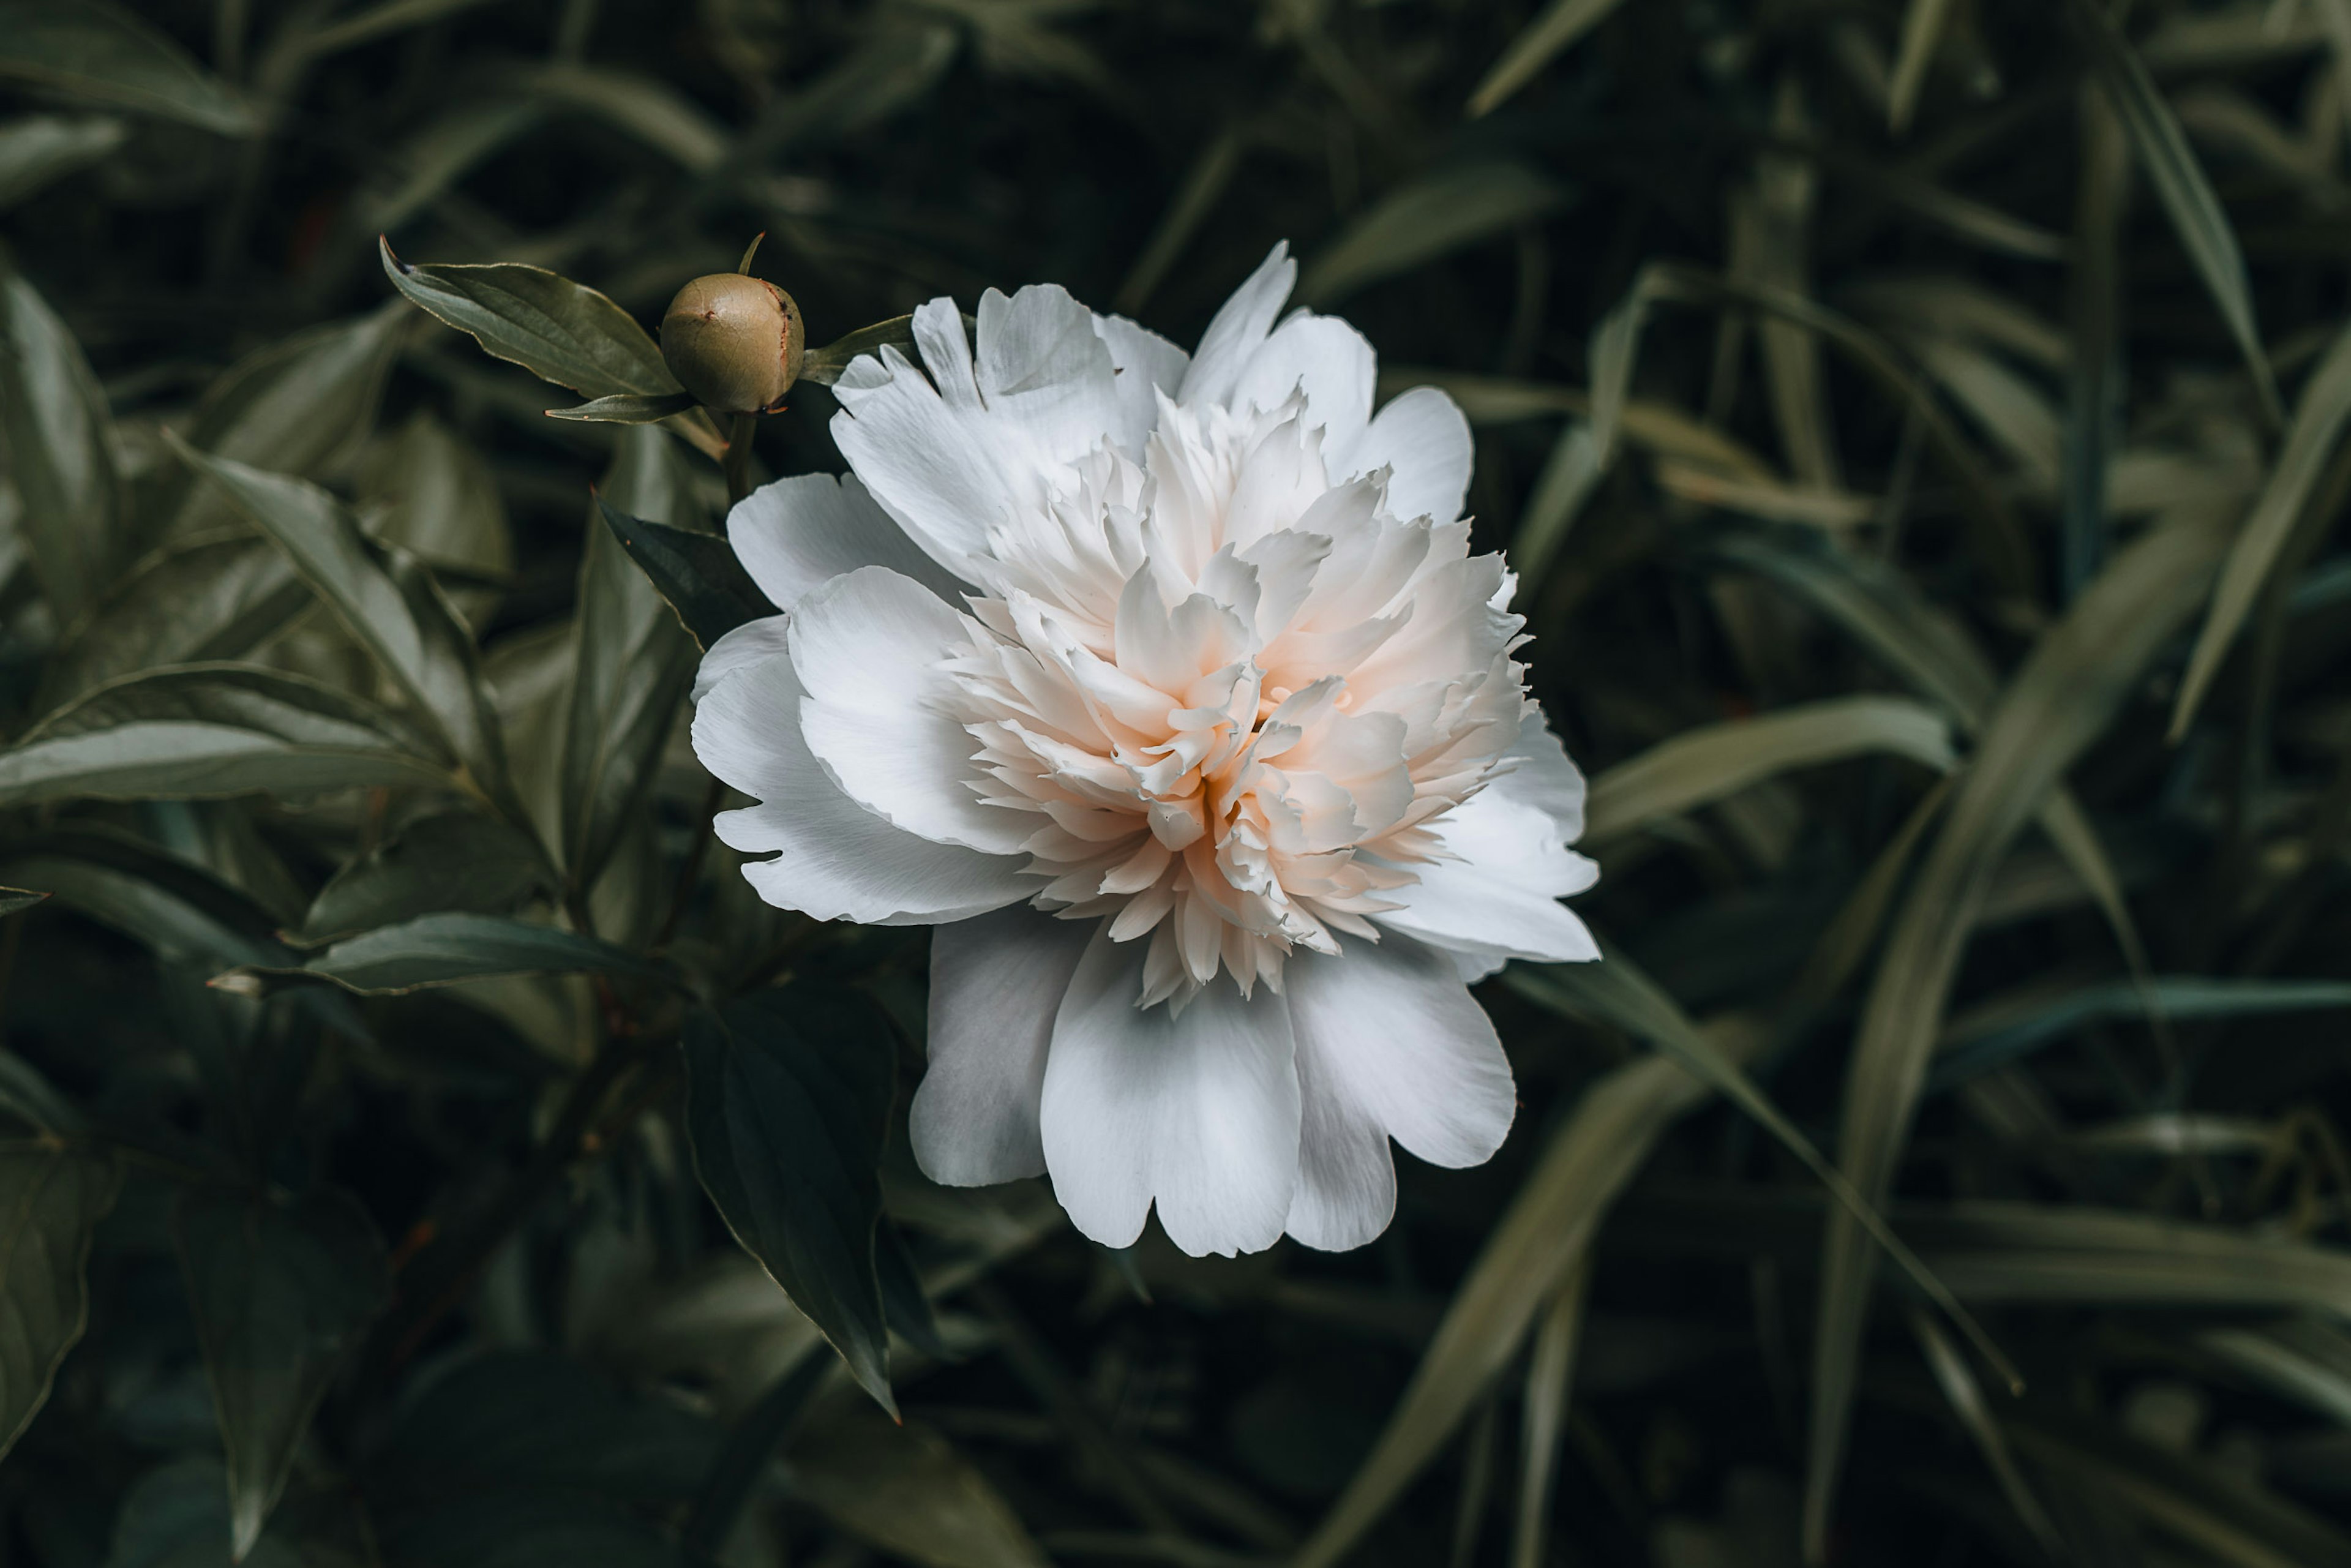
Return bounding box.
[660,272,805,414]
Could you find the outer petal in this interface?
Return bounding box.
[1283,932,1517,1251]
[1371,770,1600,969]
[1343,385,1474,526]
[1093,312,1189,456]
[789,565,1033,855]
[691,651,1032,925]
[692,613,790,704]
[1231,313,1376,463]
[1040,929,1300,1256]
[911,907,1092,1185]
[832,287,1139,590]
[1178,242,1295,410]
[1504,708,1588,842]
[727,471,964,612]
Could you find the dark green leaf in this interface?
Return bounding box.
[170,441,514,805]
[234,912,667,996]
[545,391,697,423]
[1297,163,1566,307]
[0,664,452,808]
[369,1351,720,1510]
[0,0,256,134]
[174,1190,388,1559]
[378,241,678,402]
[799,316,919,388]
[44,533,307,705]
[684,985,899,1416]
[561,430,702,888]
[597,497,775,651]
[0,114,127,208]
[2068,0,2279,421]
[0,1145,120,1463]
[787,1409,1049,1568]
[377,1492,689,1568]
[0,249,118,619]
[1808,506,2235,1556]
[302,812,547,942]
[0,887,45,919]
[107,1458,309,1568]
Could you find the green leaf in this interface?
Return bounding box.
[1466,0,1631,117]
[107,1457,309,1568]
[799,315,920,388]
[0,888,45,920]
[1887,0,1959,133]
[1296,162,1567,307]
[788,1408,1051,1568]
[683,985,899,1417]
[0,249,118,620]
[43,533,308,705]
[1932,975,2351,1089]
[1294,1016,1770,1568]
[2172,318,2351,737]
[0,0,256,134]
[545,391,697,424]
[378,241,680,402]
[302,812,549,942]
[236,912,667,996]
[174,1190,388,1560]
[369,1351,721,1510]
[0,114,127,208]
[358,413,516,617]
[1806,505,2234,1559]
[176,306,407,493]
[1509,955,2013,1390]
[170,442,514,805]
[377,1493,691,1568]
[561,429,702,888]
[0,1144,121,1464]
[1581,696,1957,846]
[0,664,451,808]
[0,825,299,971]
[2068,0,2280,422]
[598,497,776,651]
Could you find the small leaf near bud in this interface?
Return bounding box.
[659,273,804,415]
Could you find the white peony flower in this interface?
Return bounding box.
[689,244,1599,1257]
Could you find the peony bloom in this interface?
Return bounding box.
[689,244,1598,1257]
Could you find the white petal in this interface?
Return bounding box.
[911,907,1091,1185]
[691,653,1031,925]
[1092,312,1189,456]
[1371,787,1600,966]
[975,283,1123,466]
[1040,929,1300,1256]
[727,471,963,612]
[1344,385,1474,525]
[1283,932,1517,1251]
[692,613,790,704]
[1231,313,1376,463]
[1502,708,1588,842]
[789,565,1033,855]
[1178,242,1295,410]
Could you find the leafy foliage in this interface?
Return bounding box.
[0,0,2347,1563]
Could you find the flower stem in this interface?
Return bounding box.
[723,411,756,508]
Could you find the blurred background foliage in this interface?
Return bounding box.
[1,0,2350,1562]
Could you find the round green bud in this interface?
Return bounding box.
[659,272,806,414]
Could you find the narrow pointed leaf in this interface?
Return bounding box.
[171,441,512,802]
[2172,319,2351,737]
[800,315,920,387]
[238,912,667,996]
[598,498,776,651]
[1807,506,2233,1558]
[174,1190,388,1561]
[0,1145,120,1463]
[1467,0,1632,117]
[302,812,549,942]
[0,114,128,208]
[0,252,117,619]
[379,240,679,402]
[1299,163,1566,307]
[546,389,698,423]
[43,533,306,704]
[2069,0,2279,421]
[0,0,256,133]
